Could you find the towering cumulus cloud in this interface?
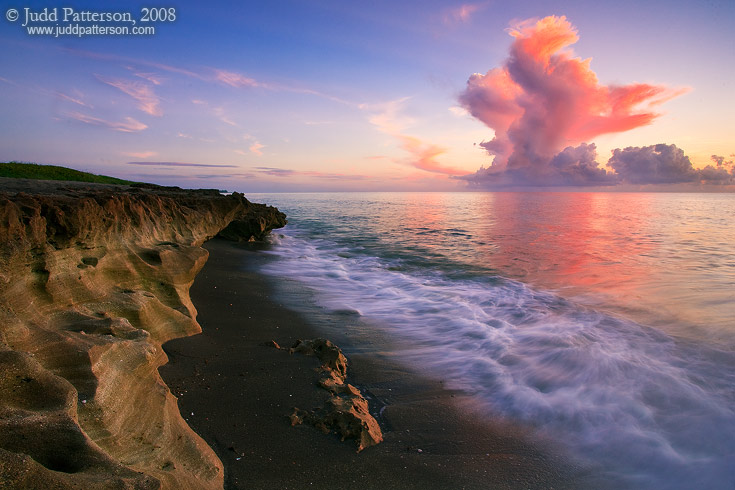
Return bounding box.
[459,16,684,186]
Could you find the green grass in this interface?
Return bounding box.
[0,162,137,185]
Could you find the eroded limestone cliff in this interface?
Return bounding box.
[0,179,286,489]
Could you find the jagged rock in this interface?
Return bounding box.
[0,179,286,489]
[289,338,348,382]
[217,206,286,242]
[288,338,383,452]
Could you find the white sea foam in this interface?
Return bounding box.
[262,227,735,489]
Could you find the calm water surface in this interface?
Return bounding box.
[249,192,735,489]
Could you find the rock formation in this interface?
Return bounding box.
[286,339,383,452]
[0,179,286,489]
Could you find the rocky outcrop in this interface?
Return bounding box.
[286,339,383,452]
[0,179,285,489]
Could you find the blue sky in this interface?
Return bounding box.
[1,0,733,191]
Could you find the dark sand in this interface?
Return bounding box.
[160,239,601,489]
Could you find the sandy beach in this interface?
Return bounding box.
[160,238,600,490]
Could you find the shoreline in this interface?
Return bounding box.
[160,238,600,489]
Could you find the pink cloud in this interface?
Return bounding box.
[2,78,94,110]
[62,47,204,80]
[448,106,469,117]
[126,161,237,168]
[459,16,687,184]
[123,151,158,158]
[363,97,413,134]
[363,98,470,177]
[65,112,147,132]
[55,91,92,108]
[61,46,352,106]
[213,107,237,126]
[397,135,468,176]
[131,70,164,86]
[213,69,353,105]
[96,74,162,116]
[249,142,265,156]
[443,3,483,25]
[214,69,260,88]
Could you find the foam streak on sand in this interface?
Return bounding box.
[0,179,285,489]
[262,225,735,490]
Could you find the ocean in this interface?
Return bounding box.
[248,191,735,489]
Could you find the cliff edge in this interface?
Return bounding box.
[0,178,286,489]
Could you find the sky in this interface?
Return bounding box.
[1,0,733,191]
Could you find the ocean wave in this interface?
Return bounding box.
[261,226,735,489]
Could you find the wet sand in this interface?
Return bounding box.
[159,238,598,489]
